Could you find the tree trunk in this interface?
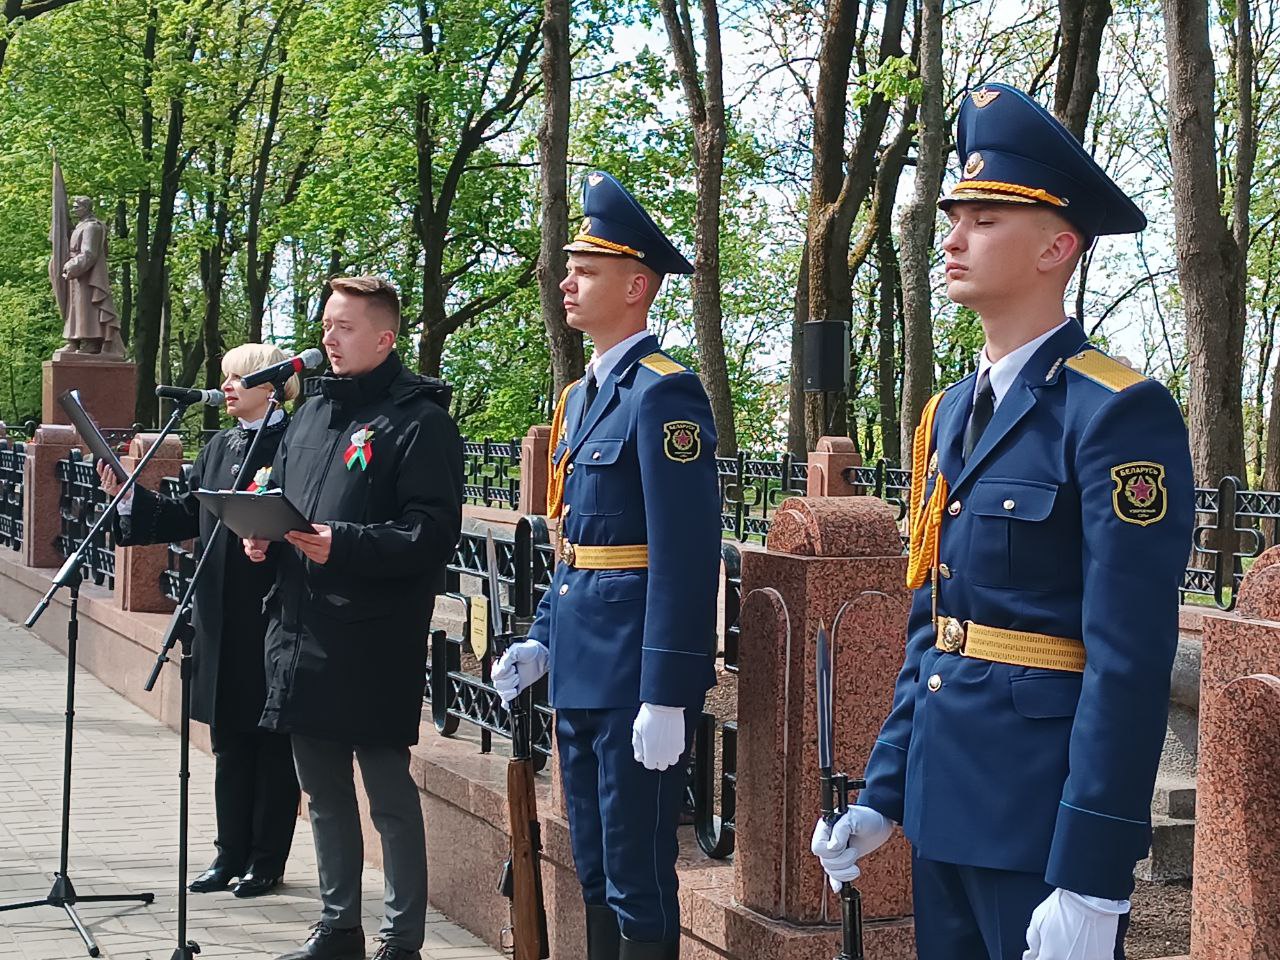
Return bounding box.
[898,0,944,466]
[246,68,286,343]
[536,0,582,400]
[1054,0,1112,140]
[134,93,187,426]
[1163,0,1249,485]
[660,0,737,455]
[805,0,907,448]
[114,199,131,347]
[787,242,809,456]
[876,214,900,463]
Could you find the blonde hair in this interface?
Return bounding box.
[327,275,401,332]
[222,342,301,401]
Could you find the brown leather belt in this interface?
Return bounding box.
[558,539,649,570]
[935,617,1086,673]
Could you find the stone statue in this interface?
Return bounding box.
[51,196,124,360]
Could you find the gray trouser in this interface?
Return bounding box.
[291,735,427,950]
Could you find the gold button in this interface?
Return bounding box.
[566,463,575,475]
[927,674,942,692]
[559,584,569,596]
[592,451,601,460]
[563,504,571,516]
[1003,499,1015,510]
[938,563,951,579]
[948,501,962,516]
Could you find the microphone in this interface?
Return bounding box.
[155,385,226,407]
[241,348,324,389]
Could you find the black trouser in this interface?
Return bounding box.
[209,725,300,878]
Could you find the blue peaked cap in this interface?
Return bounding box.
[939,83,1147,237]
[564,171,695,275]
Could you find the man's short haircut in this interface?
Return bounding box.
[327,275,401,333]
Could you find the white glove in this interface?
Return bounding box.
[1023,888,1128,960]
[492,639,549,704]
[810,805,895,891]
[631,703,685,770]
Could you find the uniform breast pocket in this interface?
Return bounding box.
[575,438,627,516]
[967,478,1060,590]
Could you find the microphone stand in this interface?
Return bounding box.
[144,383,286,960]
[0,399,198,956]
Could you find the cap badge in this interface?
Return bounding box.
[580,217,591,235]
[971,88,1001,109]
[963,152,985,179]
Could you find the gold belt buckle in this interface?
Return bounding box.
[939,616,966,653]
[559,538,576,567]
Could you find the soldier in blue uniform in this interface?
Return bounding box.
[811,84,1195,960]
[493,171,722,960]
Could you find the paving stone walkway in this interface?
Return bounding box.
[0,618,502,960]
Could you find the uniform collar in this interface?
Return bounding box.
[975,317,1071,409]
[588,329,651,385]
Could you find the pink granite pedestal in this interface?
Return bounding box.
[734,496,914,958]
[21,424,79,569]
[114,433,185,613]
[1191,553,1280,959]
[42,357,138,429]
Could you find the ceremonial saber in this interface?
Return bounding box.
[816,611,865,960]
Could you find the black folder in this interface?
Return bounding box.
[193,490,312,541]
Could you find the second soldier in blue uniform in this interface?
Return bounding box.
[811,85,1195,960]
[494,172,722,960]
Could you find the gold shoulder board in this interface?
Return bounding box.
[1064,350,1147,393]
[639,352,685,376]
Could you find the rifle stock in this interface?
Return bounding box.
[505,754,549,959]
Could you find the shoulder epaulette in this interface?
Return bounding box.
[638,352,686,376]
[1064,350,1147,392]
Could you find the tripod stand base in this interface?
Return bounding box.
[166,943,201,959]
[0,872,155,957]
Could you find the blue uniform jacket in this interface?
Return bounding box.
[859,319,1194,900]
[526,334,722,710]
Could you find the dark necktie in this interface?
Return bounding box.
[584,370,598,409]
[963,368,995,461]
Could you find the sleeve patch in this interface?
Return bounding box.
[1111,461,1167,525]
[663,421,701,462]
[1065,350,1147,392]
[640,352,686,376]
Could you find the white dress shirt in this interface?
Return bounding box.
[974,318,1071,410]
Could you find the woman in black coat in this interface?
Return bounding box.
[97,343,302,898]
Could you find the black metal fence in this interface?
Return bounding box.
[0,438,25,552]
[462,438,522,510]
[161,465,199,602]
[54,449,117,588]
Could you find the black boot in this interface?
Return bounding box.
[586,904,621,960]
[275,922,365,960]
[619,934,679,960]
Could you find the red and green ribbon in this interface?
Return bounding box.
[344,427,374,471]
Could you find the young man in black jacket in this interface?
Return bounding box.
[245,277,464,960]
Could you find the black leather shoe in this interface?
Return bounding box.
[275,923,365,960]
[232,872,282,898]
[371,940,421,960]
[619,935,679,960]
[586,904,621,960]
[188,863,236,893]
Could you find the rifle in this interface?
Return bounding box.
[489,532,550,960]
[816,612,865,960]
